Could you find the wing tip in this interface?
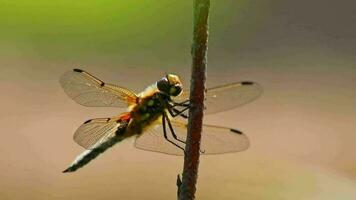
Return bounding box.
[83,119,92,124]
[73,68,83,73]
[230,129,243,134]
[241,81,254,85]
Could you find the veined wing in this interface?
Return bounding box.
[73,116,128,149]
[134,119,249,155]
[174,81,262,115]
[60,69,138,107]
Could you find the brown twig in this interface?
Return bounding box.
[178,0,210,199]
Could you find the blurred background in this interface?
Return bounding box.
[1,0,356,199]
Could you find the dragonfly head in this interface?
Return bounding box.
[157,74,183,97]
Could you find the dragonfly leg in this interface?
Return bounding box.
[163,112,186,144]
[171,99,190,107]
[164,112,206,154]
[172,108,188,118]
[167,101,190,118]
[168,106,189,118]
[162,113,185,152]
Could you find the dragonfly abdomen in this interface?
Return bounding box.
[63,124,128,173]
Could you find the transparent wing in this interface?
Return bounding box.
[60,69,138,107]
[134,119,249,155]
[173,81,262,115]
[73,117,127,149]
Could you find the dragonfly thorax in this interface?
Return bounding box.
[128,92,167,135]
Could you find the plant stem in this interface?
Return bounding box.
[178,0,210,199]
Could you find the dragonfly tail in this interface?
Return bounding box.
[63,135,125,173]
[63,135,126,173]
[63,115,131,173]
[63,122,129,173]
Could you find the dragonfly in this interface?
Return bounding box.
[60,69,262,173]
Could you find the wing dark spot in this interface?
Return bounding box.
[241,81,254,85]
[230,129,243,134]
[116,119,121,123]
[73,68,83,73]
[100,82,105,87]
[84,119,92,124]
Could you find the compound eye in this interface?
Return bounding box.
[157,78,170,94]
[169,85,182,96]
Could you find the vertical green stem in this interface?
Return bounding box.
[178,0,210,199]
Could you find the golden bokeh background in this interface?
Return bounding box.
[1,0,356,199]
